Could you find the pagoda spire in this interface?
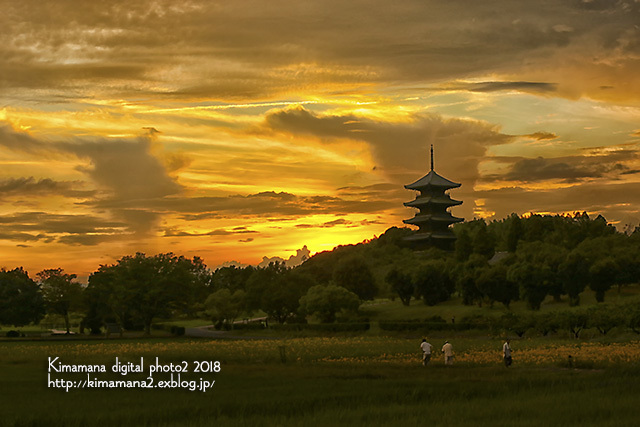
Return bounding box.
[430,144,434,171]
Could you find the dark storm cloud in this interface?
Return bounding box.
[2,0,639,101]
[443,81,558,94]
[261,106,512,190]
[163,227,258,237]
[296,218,353,229]
[476,181,640,222]
[122,191,397,220]
[0,124,51,154]
[491,146,640,183]
[0,122,183,234]
[0,212,127,245]
[525,132,558,141]
[0,177,93,198]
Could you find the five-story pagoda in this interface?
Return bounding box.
[403,145,463,249]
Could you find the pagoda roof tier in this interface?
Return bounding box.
[403,212,464,226]
[404,231,457,241]
[405,170,461,191]
[404,195,462,208]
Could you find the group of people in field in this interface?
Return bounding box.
[420,338,513,367]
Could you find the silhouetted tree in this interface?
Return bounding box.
[37,268,82,334]
[455,228,473,261]
[0,267,45,327]
[506,214,523,252]
[558,251,589,306]
[298,285,360,323]
[476,264,518,308]
[205,289,246,328]
[589,257,618,303]
[332,255,377,301]
[385,268,414,306]
[507,261,550,310]
[413,260,454,306]
[86,253,208,335]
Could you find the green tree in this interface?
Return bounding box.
[472,220,495,259]
[245,263,314,323]
[85,253,208,335]
[587,305,625,335]
[507,261,549,310]
[475,264,518,308]
[298,285,360,323]
[455,228,473,261]
[560,310,589,339]
[332,255,377,301]
[501,311,534,337]
[0,267,45,327]
[589,257,618,303]
[454,254,487,307]
[210,265,254,293]
[413,260,454,306]
[37,268,83,334]
[627,305,640,334]
[385,268,414,306]
[558,251,589,306]
[261,269,314,324]
[205,289,246,327]
[534,311,561,336]
[506,213,523,252]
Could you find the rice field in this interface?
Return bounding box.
[2,336,640,426]
[3,336,638,367]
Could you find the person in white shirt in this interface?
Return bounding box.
[503,339,512,367]
[420,338,433,366]
[442,341,454,365]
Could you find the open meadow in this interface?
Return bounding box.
[2,335,640,426]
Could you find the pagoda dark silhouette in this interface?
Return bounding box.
[403,145,463,250]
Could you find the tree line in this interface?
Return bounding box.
[383,212,640,310]
[1,212,639,333]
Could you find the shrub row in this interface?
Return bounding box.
[269,323,371,332]
[378,321,473,332]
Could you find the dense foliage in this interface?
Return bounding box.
[1,212,639,332]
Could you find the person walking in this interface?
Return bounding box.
[442,340,454,365]
[503,338,512,367]
[420,338,433,366]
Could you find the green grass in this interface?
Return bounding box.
[2,337,640,426]
[363,285,640,322]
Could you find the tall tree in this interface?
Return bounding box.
[558,251,589,306]
[298,285,360,323]
[37,268,82,334]
[589,257,618,303]
[0,268,45,327]
[454,228,473,261]
[472,220,495,259]
[413,260,454,306]
[476,264,518,308]
[385,268,414,306]
[506,213,523,252]
[85,253,209,335]
[507,261,549,310]
[205,289,246,327]
[332,255,377,301]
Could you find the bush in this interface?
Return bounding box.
[170,326,186,336]
[231,323,265,331]
[378,321,470,332]
[269,323,370,332]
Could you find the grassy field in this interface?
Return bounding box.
[362,285,640,323]
[2,336,640,426]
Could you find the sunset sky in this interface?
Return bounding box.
[1,0,640,278]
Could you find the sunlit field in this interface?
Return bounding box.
[2,336,640,426]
